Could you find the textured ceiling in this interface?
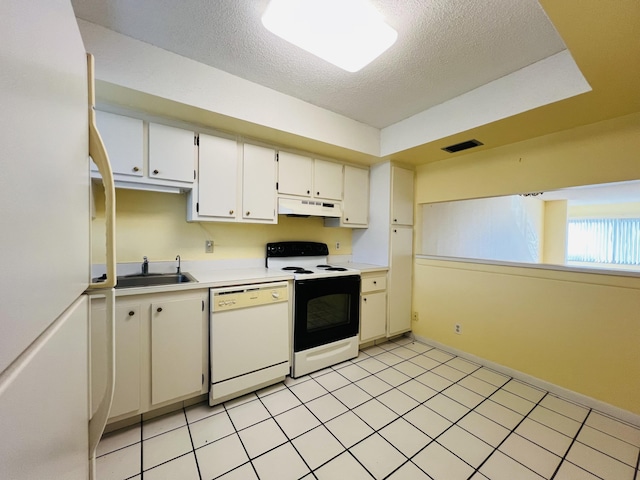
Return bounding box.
[71,0,566,129]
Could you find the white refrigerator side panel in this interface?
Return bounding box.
[0,0,91,372]
[0,296,89,479]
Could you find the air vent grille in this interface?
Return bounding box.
[442,139,483,153]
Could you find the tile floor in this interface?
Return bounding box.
[97,336,640,480]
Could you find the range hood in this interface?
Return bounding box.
[278,197,342,218]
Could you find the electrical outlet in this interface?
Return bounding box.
[412,311,419,322]
[455,323,462,334]
[205,240,214,253]
[335,242,340,250]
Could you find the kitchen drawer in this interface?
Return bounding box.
[361,275,386,293]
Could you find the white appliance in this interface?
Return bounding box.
[0,2,116,479]
[209,282,290,405]
[266,242,361,377]
[278,197,342,217]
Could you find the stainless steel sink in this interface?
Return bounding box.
[92,272,197,289]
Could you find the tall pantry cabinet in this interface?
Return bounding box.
[352,163,414,337]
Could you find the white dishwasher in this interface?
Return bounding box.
[209,281,290,405]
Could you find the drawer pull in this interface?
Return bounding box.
[373,281,377,285]
[156,307,163,313]
[153,169,159,175]
[128,311,135,316]
[132,166,140,172]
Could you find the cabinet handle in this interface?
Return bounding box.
[229,210,234,215]
[394,218,397,223]
[307,190,310,194]
[317,191,320,196]
[132,166,140,172]
[128,310,135,316]
[373,281,377,285]
[345,218,349,221]
[153,169,159,175]
[246,211,250,216]
[394,229,397,233]
[156,307,163,313]
[363,297,367,302]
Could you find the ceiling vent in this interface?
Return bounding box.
[442,139,484,153]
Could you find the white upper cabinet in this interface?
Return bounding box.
[277,151,312,197]
[391,166,414,225]
[148,123,196,184]
[242,144,277,222]
[196,134,238,220]
[342,165,369,226]
[313,159,343,200]
[94,111,143,177]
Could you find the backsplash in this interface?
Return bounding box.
[91,185,352,264]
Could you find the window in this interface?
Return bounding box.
[567,218,640,265]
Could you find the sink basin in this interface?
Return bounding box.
[92,272,197,289]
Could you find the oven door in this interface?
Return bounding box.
[293,275,360,352]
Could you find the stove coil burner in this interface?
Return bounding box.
[282,266,313,274]
[317,264,348,272]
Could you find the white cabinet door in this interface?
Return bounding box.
[391,166,414,226]
[360,292,386,343]
[198,134,238,219]
[151,297,203,405]
[148,123,195,183]
[314,159,343,200]
[388,226,413,336]
[242,144,277,222]
[94,111,143,177]
[343,165,369,226]
[278,151,312,197]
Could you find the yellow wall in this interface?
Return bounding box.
[542,200,567,265]
[569,201,640,218]
[91,186,352,264]
[413,113,640,414]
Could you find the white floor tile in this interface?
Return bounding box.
[437,425,494,468]
[586,411,640,447]
[378,341,399,351]
[446,357,480,374]
[353,398,399,430]
[528,405,582,437]
[292,425,345,470]
[355,375,393,397]
[283,374,310,387]
[539,394,589,422]
[216,462,259,480]
[514,418,572,456]
[226,398,271,430]
[332,383,372,409]
[288,378,328,403]
[403,405,452,439]
[458,375,498,397]
[375,367,411,387]
[189,410,235,449]
[415,371,453,392]
[96,442,141,480]
[238,418,288,458]
[412,441,475,480]
[566,441,636,480]
[409,354,442,371]
[97,424,140,457]
[143,452,199,480]
[260,387,301,416]
[358,357,389,374]
[313,370,351,391]
[274,405,320,440]
[554,461,602,480]
[490,388,536,415]
[351,433,407,479]
[315,452,375,480]
[336,363,371,382]
[256,382,286,397]
[223,392,258,409]
[386,461,432,479]
[379,418,432,457]
[251,442,310,480]
[397,379,437,403]
[305,393,348,422]
[499,433,562,478]
[360,345,386,357]
[431,364,467,382]
[479,450,545,480]
[184,401,224,424]
[423,349,455,363]
[376,351,405,366]
[404,342,432,354]
[393,360,428,378]
[142,409,186,440]
[196,433,249,480]
[471,368,510,387]
[391,346,420,359]
[142,425,192,471]
[443,384,484,409]
[424,394,470,423]
[325,411,374,448]
[458,411,511,447]
[577,425,639,466]
[503,379,546,403]
[377,388,419,415]
[475,399,523,429]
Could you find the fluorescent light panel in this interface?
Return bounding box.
[262,0,397,72]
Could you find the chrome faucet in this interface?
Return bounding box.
[175,255,181,275]
[142,256,149,275]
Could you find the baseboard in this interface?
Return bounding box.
[411,333,640,429]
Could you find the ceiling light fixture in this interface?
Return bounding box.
[261,0,398,73]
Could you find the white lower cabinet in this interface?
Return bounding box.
[90,289,208,423]
[359,272,387,343]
